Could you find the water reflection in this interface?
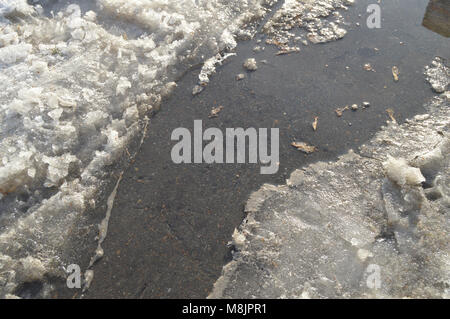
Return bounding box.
[422,0,450,37]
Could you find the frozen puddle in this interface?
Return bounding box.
[210,60,449,298]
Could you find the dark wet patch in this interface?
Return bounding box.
[14,281,43,299]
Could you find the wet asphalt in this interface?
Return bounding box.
[55,0,449,299]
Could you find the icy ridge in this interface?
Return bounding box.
[263,0,352,49]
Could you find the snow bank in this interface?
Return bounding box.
[0,0,273,298]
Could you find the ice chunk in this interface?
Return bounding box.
[383,156,425,186]
[124,105,139,127]
[42,154,79,187]
[425,57,449,93]
[0,151,34,194]
[30,60,48,74]
[198,53,236,85]
[19,256,46,282]
[263,0,351,48]
[17,87,43,105]
[116,77,131,96]
[0,0,34,21]
[0,42,32,64]
[243,58,258,71]
[0,30,19,47]
[48,108,63,121]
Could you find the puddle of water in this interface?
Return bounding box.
[63,0,449,298]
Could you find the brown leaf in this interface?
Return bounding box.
[276,47,300,55]
[312,117,318,131]
[392,66,399,82]
[209,105,224,118]
[291,142,318,154]
[386,108,397,123]
[335,105,349,117]
[363,63,375,72]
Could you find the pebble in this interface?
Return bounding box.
[243,58,258,71]
[192,84,204,96]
